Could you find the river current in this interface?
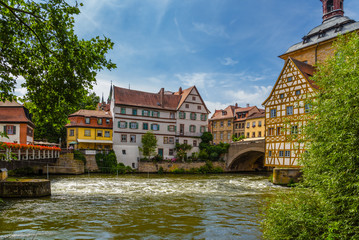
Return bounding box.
[0,174,285,239]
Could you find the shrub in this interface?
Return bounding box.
[74,150,86,164]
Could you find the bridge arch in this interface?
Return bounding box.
[225,140,265,171]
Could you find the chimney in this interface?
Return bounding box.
[178,87,183,95]
[235,103,238,108]
[246,103,250,108]
[320,0,344,22]
[160,88,164,107]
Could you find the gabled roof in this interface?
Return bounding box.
[234,106,257,114]
[69,109,112,118]
[246,111,265,120]
[209,105,237,120]
[0,101,35,127]
[113,85,210,113]
[175,86,210,113]
[114,86,181,110]
[262,58,317,106]
[291,58,318,89]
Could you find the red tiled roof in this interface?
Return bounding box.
[234,106,257,114]
[114,86,181,110]
[210,105,237,120]
[291,58,318,89]
[246,111,265,120]
[70,109,112,118]
[0,101,35,127]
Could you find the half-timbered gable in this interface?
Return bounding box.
[263,58,316,167]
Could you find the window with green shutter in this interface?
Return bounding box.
[143,123,148,130]
[121,107,126,114]
[119,121,127,129]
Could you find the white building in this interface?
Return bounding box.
[110,85,210,168]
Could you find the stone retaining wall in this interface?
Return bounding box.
[272,168,302,185]
[138,161,226,173]
[0,179,51,198]
[34,153,84,175]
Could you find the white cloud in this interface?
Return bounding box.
[225,86,273,108]
[221,57,238,66]
[192,22,229,38]
[204,100,230,115]
[175,73,215,89]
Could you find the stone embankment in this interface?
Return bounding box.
[138,161,226,173]
[34,153,84,175]
[0,179,51,198]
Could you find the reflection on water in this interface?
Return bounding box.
[0,174,285,239]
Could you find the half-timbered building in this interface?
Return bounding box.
[263,0,359,168]
[263,58,316,167]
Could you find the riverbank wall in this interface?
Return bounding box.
[34,153,84,175]
[138,161,226,173]
[0,179,51,198]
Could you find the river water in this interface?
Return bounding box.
[0,174,285,239]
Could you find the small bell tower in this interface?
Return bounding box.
[320,0,344,22]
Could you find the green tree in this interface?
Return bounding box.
[175,143,192,162]
[139,131,157,160]
[0,0,115,140]
[25,91,100,142]
[199,132,213,150]
[262,33,359,239]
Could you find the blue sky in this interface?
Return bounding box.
[18,0,359,113]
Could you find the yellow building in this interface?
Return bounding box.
[209,105,236,144]
[244,111,265,139]
[66,110,113,150]
[263,0,359,167]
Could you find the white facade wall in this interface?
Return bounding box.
[0,123,20,143]
[112,87,209,168]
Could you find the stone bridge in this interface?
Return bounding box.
[225,139,266,172]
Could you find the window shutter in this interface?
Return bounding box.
[194,113,197,120]
[151,111,154,117]
[167,125,170,131]
[142,110,144,116]
[13,126,16,134]
[158,124,160,131]
[118,121,121,128]
[194,126,196,132]
[184,113,186,119]
[158,112,160,117]
[151,124,153,130]
[175,126,177,132]
[3,126,6,133]
[136,123,139,129]
[125,122,128,128]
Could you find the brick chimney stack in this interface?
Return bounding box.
[320,0,344,22]
[159,88,164,107]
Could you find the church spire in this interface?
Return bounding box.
[320,0,344,22]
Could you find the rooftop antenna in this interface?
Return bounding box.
[129,83,131,89]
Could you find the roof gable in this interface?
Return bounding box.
[176,86,210,113]
[262,58,317,106]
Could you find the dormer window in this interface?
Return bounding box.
[302,36,309,44]
[222,111,227,116]
[318,30,325,39]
